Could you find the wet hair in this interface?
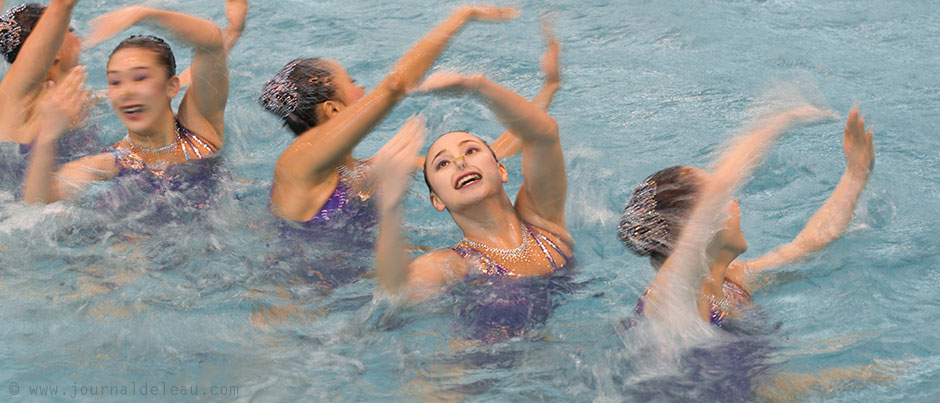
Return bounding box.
[422,131,499,194]
[618,166,704,268]
[0,4,45,64]
[258,58,338,135]
[109,35,177,77]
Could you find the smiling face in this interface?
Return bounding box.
[424,132,507,212]
[106,47,179,134]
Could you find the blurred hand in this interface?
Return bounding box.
[412,72,481,94]
[461,6,519,21]
[373,115,428,213]
[84,6,146,49]
[540,18,560,84]
[39,66,91,141]
[842,108,875,176]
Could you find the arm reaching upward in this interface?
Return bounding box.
[23,66,116,204]
[739,108,874,279]
[0,0,78,142]
[491,20,561,159]
[643,105,838,323]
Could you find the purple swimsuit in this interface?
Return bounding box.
[634,278,752,327]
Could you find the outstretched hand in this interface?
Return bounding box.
[412,72,480,94]
[38,66,91,141]
[374,115,428,213]
[461,5,519,21]
[83,6,146,49]
[842,108,875,176]
[777,104,839,126]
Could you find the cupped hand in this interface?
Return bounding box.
[842,108,875,176]
[462,6,519,21]
[38,66,91,141]
[373,115,428,213]
[83,6,146,49]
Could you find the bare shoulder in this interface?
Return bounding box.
[409,248,471,288]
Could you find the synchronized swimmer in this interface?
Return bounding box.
[0,0,879,373]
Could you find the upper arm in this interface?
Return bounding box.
[178,35,228,148]
[514,131,566,227]
[402,249,470,301]
[55,152,118,197]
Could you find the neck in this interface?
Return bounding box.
[449,191,523,249]
[127,107,176,149]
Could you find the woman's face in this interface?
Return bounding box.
[322,59,365,106]
[54,31,81,73]
[106,48,179,134]
[424,132,507,212]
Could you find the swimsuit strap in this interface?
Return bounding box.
[175,119,218,160]
[526,224,572,270]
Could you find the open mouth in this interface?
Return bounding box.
[455,172,482,189]
[121,104,145,119]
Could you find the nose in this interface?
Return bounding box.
[452,155,467,169]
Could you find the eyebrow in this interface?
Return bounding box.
[429,139,480,167]
[106,67,151,74]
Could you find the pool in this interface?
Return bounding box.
[2,0,939,400]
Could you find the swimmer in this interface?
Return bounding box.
[374,69,572,301]
[23,5,229,204]
[0,1,85,145]
[258,6,517,224]
[621,107,875,326]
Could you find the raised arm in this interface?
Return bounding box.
[491,21,561,159]
[23,66,116,204]
[643,105,837,323]
[87,6,228,146]
[373,116,469,299]
[739,109,874,278]
[0,0,77,138]
[277,6,517,186]
[178,0,246,88]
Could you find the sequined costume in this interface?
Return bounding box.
[451,223,572,277]
[270,161,377,292]
[449,224,575,343]
[106,120,217,177]
[634,278,751,327]
[92,120,225,223]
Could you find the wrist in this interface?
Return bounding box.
[465,74,486,92]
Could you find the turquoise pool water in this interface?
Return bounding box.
[2,0,939,400]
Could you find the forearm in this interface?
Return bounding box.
[473,76,558,144]
[280,90,399,181]
[383,9,471,92]
[491,80,560,159]
[23,137,62,204]
[376,206,412,293]
[137,8,224,51]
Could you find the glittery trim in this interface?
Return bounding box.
[0,5,27,58]
[258,60,301,119]
[618,178,668,255]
